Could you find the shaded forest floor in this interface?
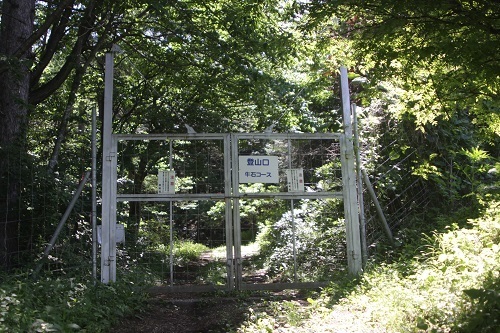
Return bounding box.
[110,288,388,333]
[110,245,379,333]
[111,291,310,333]
[111,292,249,333]
[111,243,307,333]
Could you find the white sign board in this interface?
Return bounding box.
[239,156,279,183]
[97,224,125,244]
[158,170,176,194]
[286,168,305,192]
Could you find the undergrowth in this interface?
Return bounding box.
[0,268,152,333]
[1,200,498,333]
[237,199,500,332]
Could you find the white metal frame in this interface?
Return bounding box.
[230,132,355,290]
[100,57,362,287]
[101,132,362,287]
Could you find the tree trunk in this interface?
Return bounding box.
[0,0,36,269]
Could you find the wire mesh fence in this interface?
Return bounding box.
[357,105,432,253]
[110,134,346,288]
[233,136,346,285]
[0,103,97,276]
[1,104,433,283]
[0,155,94,276]
[112,136,229,286]
[235,137,343,193]
[115,200,228,286]
[116,138,227,195]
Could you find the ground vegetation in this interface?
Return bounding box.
[0,0,498,332]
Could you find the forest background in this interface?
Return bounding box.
[0,0,499,332]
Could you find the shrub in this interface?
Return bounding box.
[0,269,151,333]
[258,198,346,281]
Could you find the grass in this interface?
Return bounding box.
[0,239,226,333]
[1,201,498,333]
[173,239,210,263]
[0,269,152,333]
[236,199,500,332]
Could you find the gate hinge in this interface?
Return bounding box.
[104,256,115,266]
[106,152,116,161]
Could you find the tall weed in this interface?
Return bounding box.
[0,269,151,333]
[237,200,500,332]
[350,200,499,332]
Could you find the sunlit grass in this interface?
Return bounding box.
[236,200,500,332]
[173,239,210,262]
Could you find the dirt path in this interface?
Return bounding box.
[111,245,316,332]
[111,293,251,333]
[111,291,312,333]
[112,244,271,332]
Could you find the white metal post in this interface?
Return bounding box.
[340,66,363,275]
[92,106,97,283]
[352,104,368,266]
[224,133,234,290]
[231,134,242,289]
[168,139,174,286]
[288,138,298,282]
[109,135,117,282]
[101,51,117,283]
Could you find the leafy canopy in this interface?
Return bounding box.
[305,0,500,141]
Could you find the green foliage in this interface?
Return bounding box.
[355,68,499,211]
[2,0,498,331]
[173,240,210,264]
[237,199,500,332]
[360,200,499,331]
[461,284,500,333]
[258,198,346,282]
[0,271,151,333]
[303,0,500,213]
[457,147,492,194]
[136,214,172,250]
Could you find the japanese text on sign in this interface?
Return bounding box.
[239,156,279,183]
[286,168,305,192]
[158,170,176,194]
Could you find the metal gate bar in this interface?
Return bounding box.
[231,133,345,290]
[103,131,361,291]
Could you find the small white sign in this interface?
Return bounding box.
[286,168,305,192]
[239,156,279,183]
[97,224,125,244]
[158,170,175,194]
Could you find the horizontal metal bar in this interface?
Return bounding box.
[117,192,343,202]
[148,282,328,294]
[148,284,229,294]
[113,133,227,141]
[234,133,341,140]
[240,281,328,291]
[113,132,341,141]
[237,192,343,200]
[117,193,226,202]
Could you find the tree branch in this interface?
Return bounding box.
[14,0,74,58]
[29,0,99,105]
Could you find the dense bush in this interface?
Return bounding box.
[258,198,346,281]
[0,269,151,333]
[237,199,500,332]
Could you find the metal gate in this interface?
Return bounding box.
[101,131,362,292]
[109,133,231,292]
[231,133,344,291]
[99,56,361,290]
